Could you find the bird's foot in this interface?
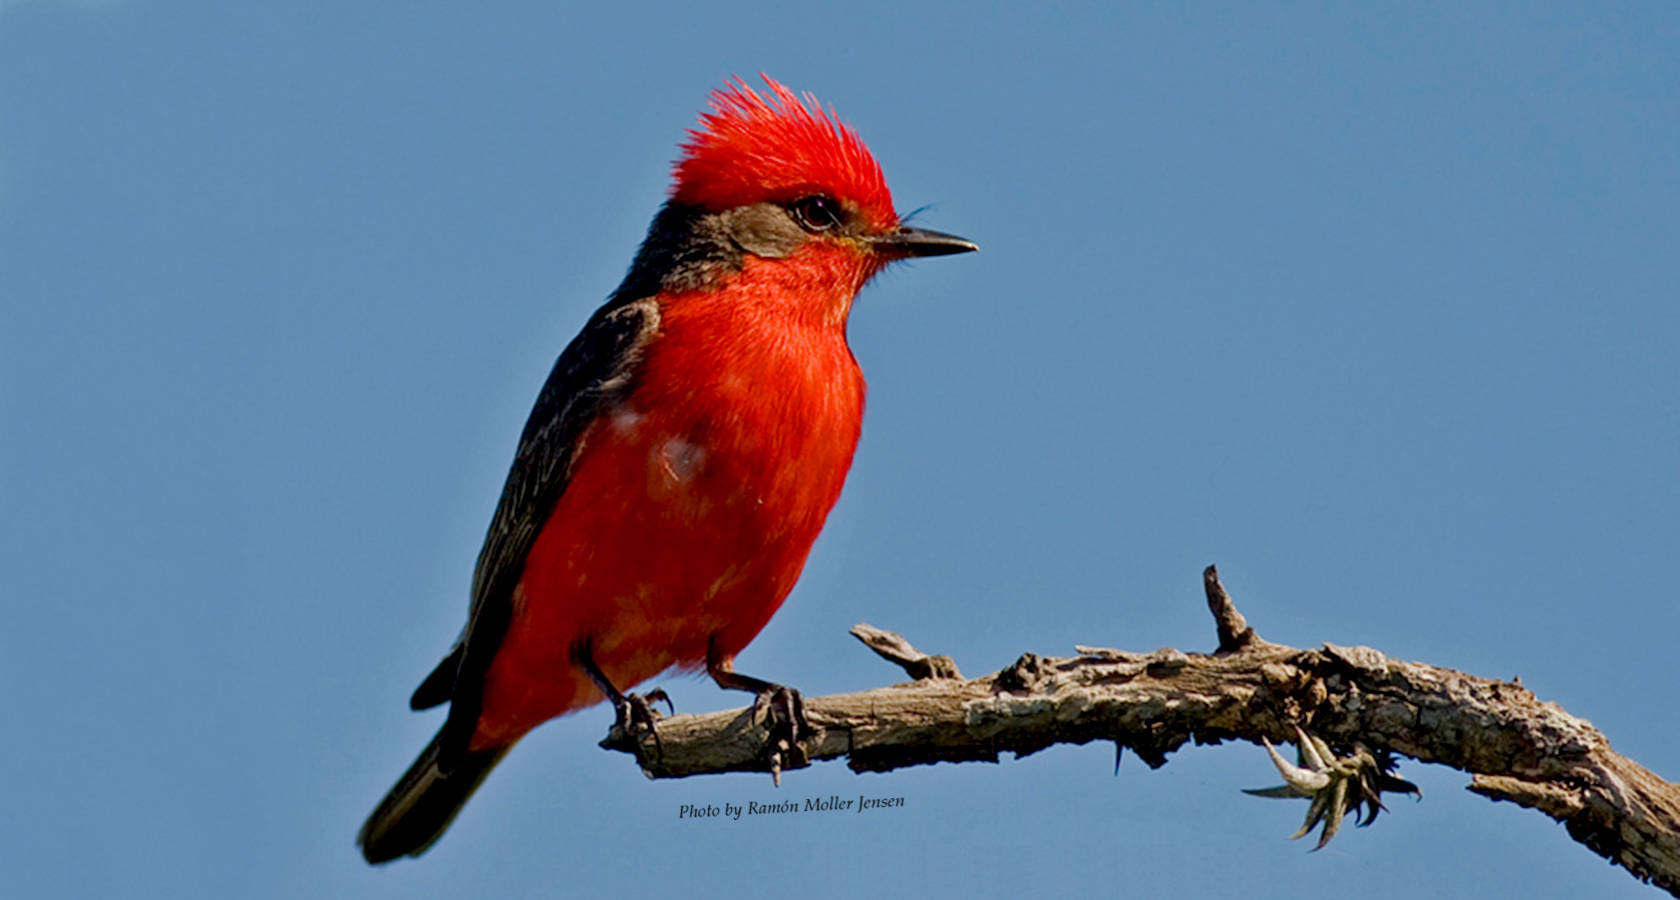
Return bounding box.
[574,641,674,764]
[1244,724,1420,849]
[746,683,808,787]
[706,646,813,785]
[609,687,672,761]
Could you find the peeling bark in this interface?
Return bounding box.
[601,566,1680,896]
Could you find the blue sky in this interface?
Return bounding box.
[4,2,1677,897]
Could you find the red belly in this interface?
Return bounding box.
[471,310,864,749]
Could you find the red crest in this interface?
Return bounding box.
[672,76,897,231]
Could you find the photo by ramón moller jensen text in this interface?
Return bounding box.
[678,795,906,820]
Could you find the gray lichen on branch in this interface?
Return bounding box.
[600,566,1680,897]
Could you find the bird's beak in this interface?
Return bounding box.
[869,226,979,258]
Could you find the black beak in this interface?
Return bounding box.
[870,226,979,258]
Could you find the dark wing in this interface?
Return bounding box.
[411,297,661,771]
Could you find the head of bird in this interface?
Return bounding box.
[615,76,976,321]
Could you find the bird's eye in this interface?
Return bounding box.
[791,196,843,232]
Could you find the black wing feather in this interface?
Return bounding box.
[422,296,661,770]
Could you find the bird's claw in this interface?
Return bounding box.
[1244,724,1420,849]
[643,687,676,717]
[611,687,673,762]
[750,684,808,787]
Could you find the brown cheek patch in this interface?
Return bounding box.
[722,203,807,259]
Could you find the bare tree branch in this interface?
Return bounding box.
[601,566,1680,896]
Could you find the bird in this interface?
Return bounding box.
[357,75,976,864]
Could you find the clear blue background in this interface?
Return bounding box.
[5,2,1676,897]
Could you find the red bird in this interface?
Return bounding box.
[358,76,975,863]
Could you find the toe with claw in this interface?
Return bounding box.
[613,688,674,758]
[1244,724,1420,849]
[706,644,813,786]
[749,683,808,787]
[574,641,673,763]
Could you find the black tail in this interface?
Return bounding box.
[357,727,509,864]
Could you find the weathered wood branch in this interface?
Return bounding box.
[602,566,1680,895]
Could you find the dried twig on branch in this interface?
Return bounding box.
[601,566,1680,896]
